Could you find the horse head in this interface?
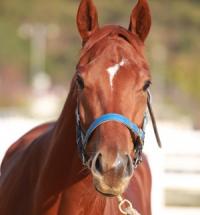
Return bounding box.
[75,0,152,197]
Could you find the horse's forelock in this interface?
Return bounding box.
[80,26,142,59]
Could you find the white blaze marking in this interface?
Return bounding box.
[107,59,126,89]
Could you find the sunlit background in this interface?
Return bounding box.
[0,0,199,214]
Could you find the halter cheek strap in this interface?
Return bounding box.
[147,90,162,148]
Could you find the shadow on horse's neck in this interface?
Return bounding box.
[36,79,89,198]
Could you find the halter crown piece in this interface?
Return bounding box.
[76,90,161,168]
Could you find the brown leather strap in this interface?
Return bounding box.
[147,91,162,148]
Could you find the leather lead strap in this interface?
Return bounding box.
[147,91,162,148]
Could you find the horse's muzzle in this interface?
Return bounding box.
[91,152,133,196]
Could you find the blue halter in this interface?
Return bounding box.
[76,108,148,166]
[84,113,145,144]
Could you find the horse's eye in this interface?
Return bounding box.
[76,75,85,90]
[143,80,151,91]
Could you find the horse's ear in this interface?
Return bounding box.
[129,0,151,42]
[77,0,99,44]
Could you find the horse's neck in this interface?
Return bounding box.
[34,82,88,210]
[47,88,83,183]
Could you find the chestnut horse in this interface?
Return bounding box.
[0,0,161,214]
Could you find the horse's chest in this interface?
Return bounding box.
[55,188,121,215]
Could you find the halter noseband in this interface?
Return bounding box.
[76,90,161,168]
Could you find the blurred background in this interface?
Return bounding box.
[0,0,199,214]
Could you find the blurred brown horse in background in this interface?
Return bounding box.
[0,0,154,214]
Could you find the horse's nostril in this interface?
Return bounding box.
[92,153,133,178]
[94,153,103,174]
[125,155,133,177]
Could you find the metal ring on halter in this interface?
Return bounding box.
[118,199,133,214]
[117,195,141,215]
